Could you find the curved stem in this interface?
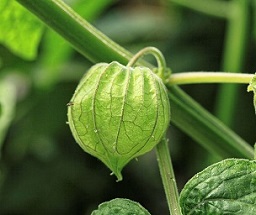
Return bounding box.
[127,47,169,81]
[127,47,165,68]
[167,72,254,86]
[156,137,182,215]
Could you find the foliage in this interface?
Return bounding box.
[180,158,256,214]
[0,0,255,214]
[0,0,43,60]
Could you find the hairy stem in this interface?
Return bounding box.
[16,0,134,64]
[156,137,182,215]
[127,47,166,68]
[168,86,254,159]
[127,47,170,81]
[168,72,254,85]
[17,0,254,160]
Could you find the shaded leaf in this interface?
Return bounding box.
[0,0,44,60]
[91,198,151,215]
[180,158,256,215]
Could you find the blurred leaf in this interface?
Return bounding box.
[180,158,256,215]
[91,198,151,215]
[0,0,44,60]
[0,77,16,154]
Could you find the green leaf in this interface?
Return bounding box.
[0,0,44,60]
[180,158,256,215]
[247,73,256,113]
[0,78,16,155]
[91,198,151,215]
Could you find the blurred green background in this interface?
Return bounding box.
[0,0,255,214]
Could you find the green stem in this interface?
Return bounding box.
[17,0,254,159]
[16,0,133,65]
[168,72,254,85]
[168,85,254,159]
[127,47,166,69]
[15,2,255,213]
[215,0,250,126]
[127,47,170,81]
[169,0,234,19]
[156,137,182,215]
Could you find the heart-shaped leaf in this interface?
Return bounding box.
[180,158,256,215]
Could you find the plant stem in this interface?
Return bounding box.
[167,86,254,159]
[156,137,182,215]
[15,2,255,214]
[215,0,250,126]
[16,0,134,65]
[127,47,166,69]
[17,0,254,159]
[126,47,170,81]
[167,72,254,85]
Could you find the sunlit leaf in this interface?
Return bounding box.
[0,0,44,60]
